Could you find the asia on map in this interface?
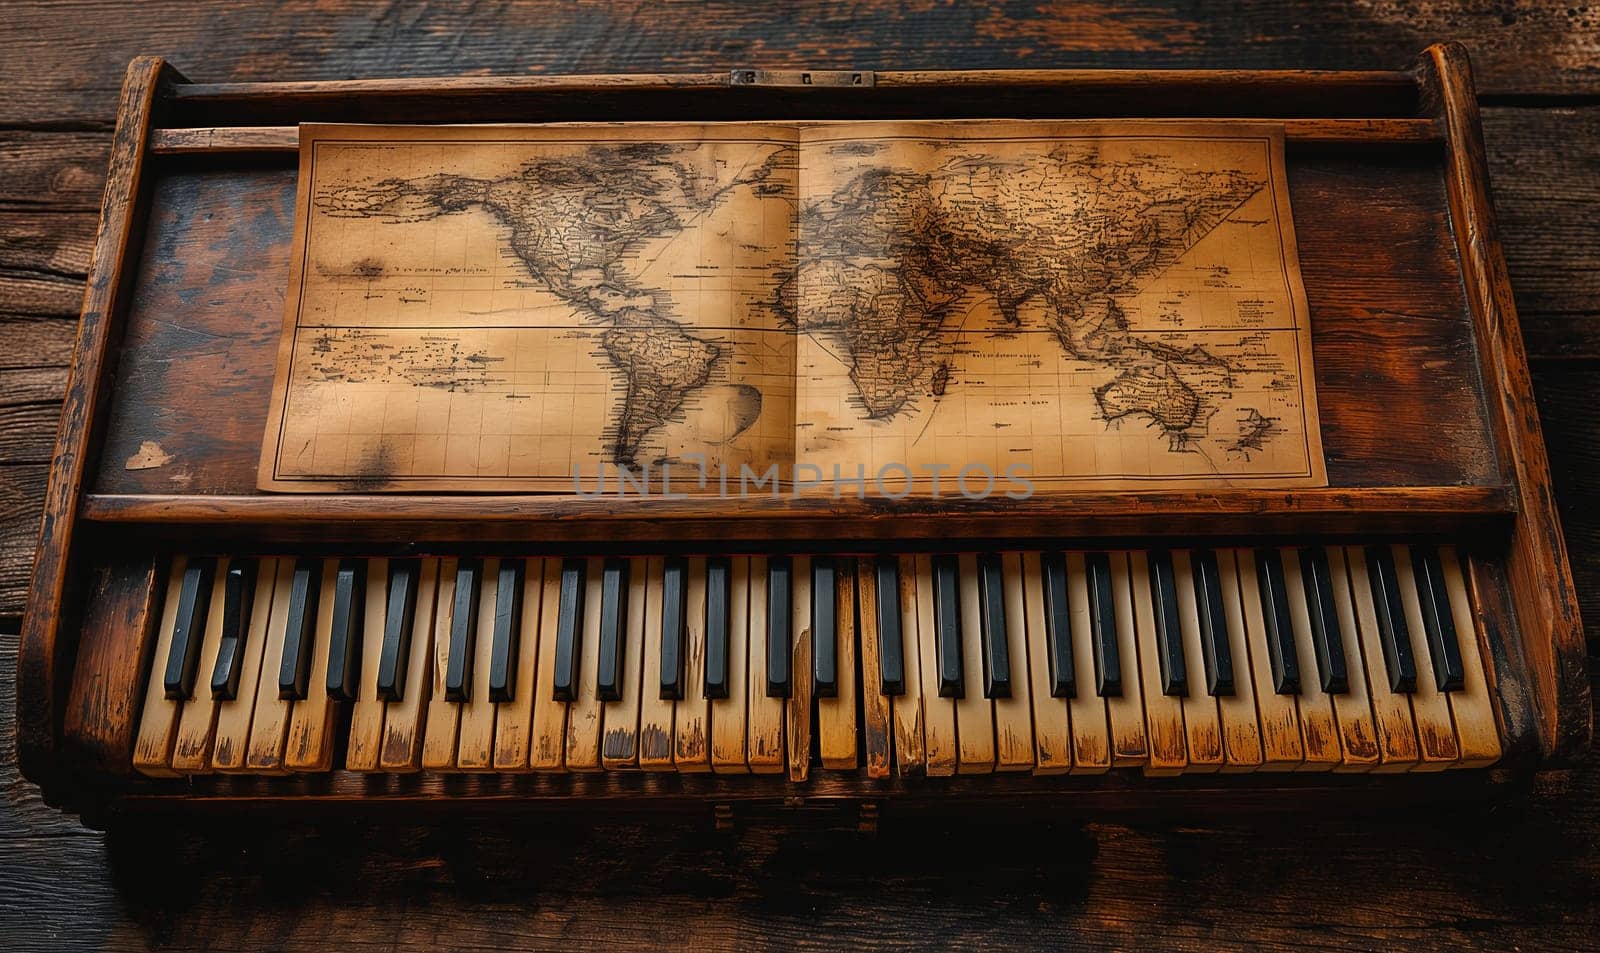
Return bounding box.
[259,121,1325,494]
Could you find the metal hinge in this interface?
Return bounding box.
[729,69,874,88]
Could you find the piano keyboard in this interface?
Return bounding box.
[130,545,1502,779]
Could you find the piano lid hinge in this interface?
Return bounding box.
[729,69,875,88]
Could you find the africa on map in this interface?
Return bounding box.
[259,121,1325,493]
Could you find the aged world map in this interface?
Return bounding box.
[260,122,1325,493]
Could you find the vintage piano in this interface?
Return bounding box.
[17,43,1591,828]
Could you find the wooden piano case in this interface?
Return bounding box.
[16,43,1591,826]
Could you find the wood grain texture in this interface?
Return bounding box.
[0,0,1594,129]
[15,55,169,792]
[2,5,1600,951]
[1426,42,1592,763]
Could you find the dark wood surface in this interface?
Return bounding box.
[3,3,1598,949]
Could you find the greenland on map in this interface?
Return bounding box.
[259,121,1325,493]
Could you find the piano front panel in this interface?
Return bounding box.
[115,542,1504,782]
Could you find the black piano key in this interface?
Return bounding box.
[445,559,481,702]
[488,559,525,703]
[209,558,256,700]
[1085,552,1121,697]
[324,559,365,702]
[1253,549,1301,695]
[1298,548,1349,694]
[766,556,792,697]
[976,553,1011,699]
[704,557,730,699]
[932,555,963,699]
[596,558,628,701]
[163,558,215,700]
[277,559,320,700]
[553,558,586,702]
[659,556,686,700]
[1365,545,1417,693]
[1147,550,1187,696]
[1192,549,1235,696]
[1041,552,1075,698]
[874,557,905,696]
[375,560,419,702]
[1411,545,1466,692]
[812,557,837,698]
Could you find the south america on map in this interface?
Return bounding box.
[260,121,1325,493]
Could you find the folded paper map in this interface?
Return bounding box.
[259,121,1325,494]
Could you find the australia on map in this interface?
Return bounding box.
[259,120,1325,493]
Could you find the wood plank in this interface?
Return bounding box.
[0,464,47,621]
[1484,106,1600,347]
[0,132,109,211]
[0,316,75,370]
[1429,42,1590,764]
[2,1,1594,130]
[62,556,159,776]
[146,118,1443,155]
[77,488,1517,540]
[0,404,60,464]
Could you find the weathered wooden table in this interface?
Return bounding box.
[2,3,1597,949]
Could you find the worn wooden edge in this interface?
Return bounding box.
[166,67,1417,102]
[85,763,1522,824]
[60,555,161,778]
[14,57,174,798]
[146,118,1443,155]
[1422,41,1593,764]
[75,486,1516,544]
